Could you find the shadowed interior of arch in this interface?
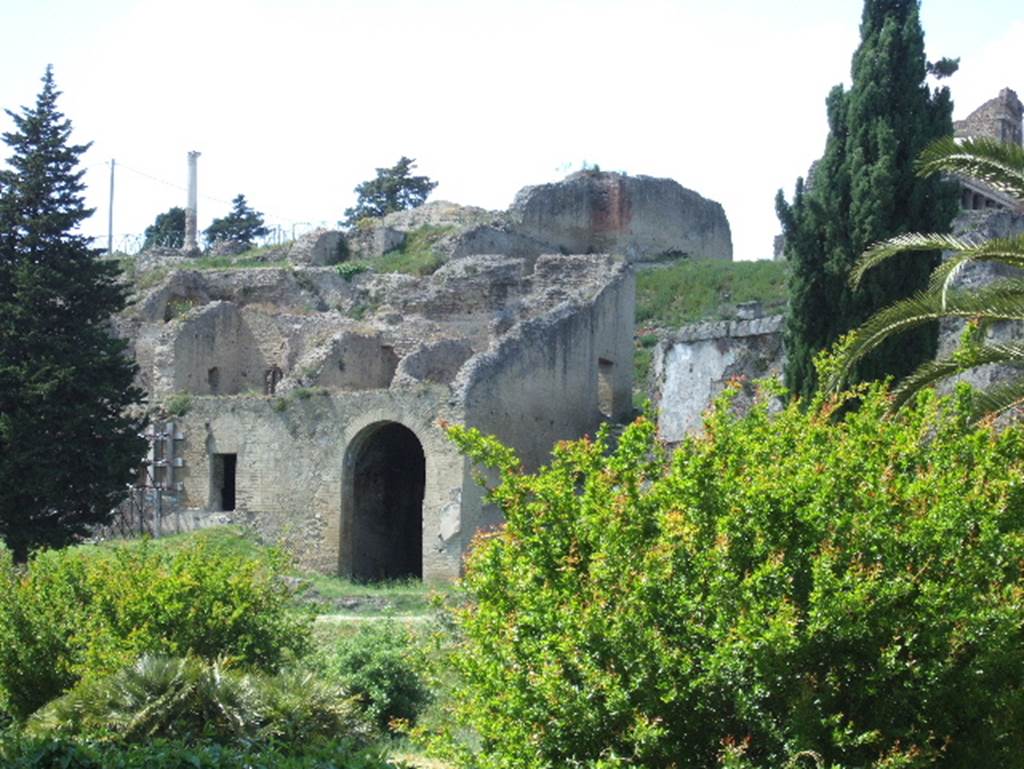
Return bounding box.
[350,422,425,581]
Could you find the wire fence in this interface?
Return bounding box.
[87,221,336,256]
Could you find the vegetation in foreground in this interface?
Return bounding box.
[436,359,1024,769]
[0,530,435,768]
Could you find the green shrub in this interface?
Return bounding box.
[0,538,311,718]
[336,261,370,281]
[162,391,191,417]
[26,655,373,746]
[439,377,1024,769]
[0,733,394,768]
[313,620,431,730]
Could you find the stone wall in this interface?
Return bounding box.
[456,255,635,542]
[652,315,785,443]
[174,388,465,578]
[343,172,732,265]
[954,87,1023,146]
[935,209,1024,394]
[510,171,732,262]
[123,253,634,579]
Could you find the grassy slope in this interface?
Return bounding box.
[635,257,788,329]
[632,258,789,406]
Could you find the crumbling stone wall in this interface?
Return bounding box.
[652,315,785,443]
[954,87,1023,146]
[510,171,733,262]
[343,172,732,265]
[123,253,634,579]
[175,388,464,577]
[456,255,635,542]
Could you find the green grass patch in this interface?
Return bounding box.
[190,255,291,271]
[633,346,653,409]
[304,573,453,616]
[117,525,268,561]
[636,258,788,328]
[346,225,455,278]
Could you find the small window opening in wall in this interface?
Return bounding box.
[597,358,615,418]
[211,453,237,511]
[264,366,283,395]
[207,366,220,394]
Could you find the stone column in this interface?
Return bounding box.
[184,150,201,255]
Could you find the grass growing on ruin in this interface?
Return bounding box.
[636,257,788,328]
[345,225,456,278]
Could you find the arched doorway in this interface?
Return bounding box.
[343,421,425,581]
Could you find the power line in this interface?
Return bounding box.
[113,161,304,222]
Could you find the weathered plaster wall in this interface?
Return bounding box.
[166,302,269,396]
[175,388,466,579]
[652,315,784,443]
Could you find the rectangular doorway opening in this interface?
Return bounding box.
[597,358,615,418]
[211,453,237,511]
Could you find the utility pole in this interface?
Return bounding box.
[184,150,201,255]
[107,158,115,254]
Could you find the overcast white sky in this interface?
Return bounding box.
[1,0,1021,260]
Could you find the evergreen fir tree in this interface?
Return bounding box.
[776,0,959,399]
[342,156,438,227]
[0,67,146,558]
[203,194,268,248]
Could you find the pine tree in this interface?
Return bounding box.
[142,206,186,250]
[342,156,438,226]
[776,0,959,399]
[203,194,268,248]
[0,67,146,558]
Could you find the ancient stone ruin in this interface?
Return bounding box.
[650,311,784,443]
[347,170,733,265]
[954,87,1023,212]
[121,253,634,580]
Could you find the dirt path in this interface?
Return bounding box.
[314,613,432,623]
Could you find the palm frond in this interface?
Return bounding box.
[926,235,1024,306]
[969,378,1024,424]
[852,233,979,288]
[917,136,1024,199]
[889,341,1024,410]
[830,281,1024,390]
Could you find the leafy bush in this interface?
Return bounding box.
[162,391,191,417]
[439,377,1024,769]
[0,538,311,718]
[336,261,370,281]
[0,733,394,769]
[313,621,431,730]
[26,655,373,746]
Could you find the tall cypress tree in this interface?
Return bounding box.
[0,67,146,558]
[776,0,958,399]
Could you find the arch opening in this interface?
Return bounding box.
[345,422,425,581]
